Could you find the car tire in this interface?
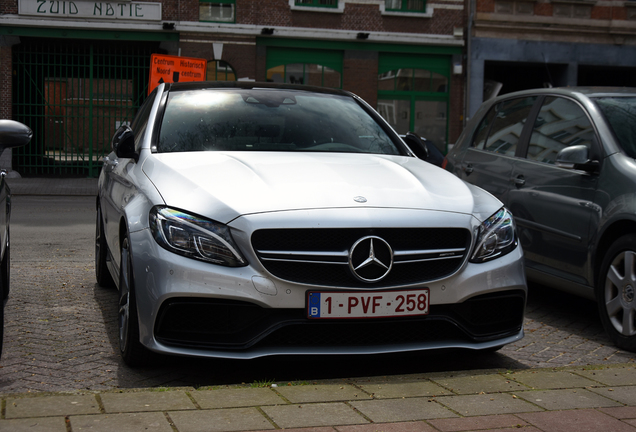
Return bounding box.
[597,234,636,352]
[95,205,115,288]
[0,228,10,358]
[0,299,3,359]
[119,236,151,366]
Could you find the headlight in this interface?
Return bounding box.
[149,206,246,267]
[470,207,517,263]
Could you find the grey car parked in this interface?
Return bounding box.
[0,120,32,357]
[445,87,636,352]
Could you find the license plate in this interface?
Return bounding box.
[307,289,429,319]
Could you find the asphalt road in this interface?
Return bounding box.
[0,196,633,394]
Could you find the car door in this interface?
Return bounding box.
[456,96,538,206]
[101,90,157,268]
[507,96,600,286]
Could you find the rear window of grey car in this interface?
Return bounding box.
[594,97,636,159]
[157,89,402,155]
[472,96,537,156]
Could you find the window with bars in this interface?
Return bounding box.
[385,0,426,12]
[199,0,235,22]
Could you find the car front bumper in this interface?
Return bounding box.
[128,209,527,359]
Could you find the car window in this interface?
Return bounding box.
[156,89,402,155]
[593,96,636,159]
[527,97,595,164]
[131,88,158,151]
[472,97,536,156]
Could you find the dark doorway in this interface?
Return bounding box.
[483,61,568,100]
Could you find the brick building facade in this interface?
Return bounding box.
[0,0,465,176]
[467,0,636,116]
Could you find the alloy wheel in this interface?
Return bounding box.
[604,250,636,337]
[119,240,131,353]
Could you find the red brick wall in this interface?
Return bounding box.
[535,3,553,16]
[475,0,633,20]
[179,35,258,81]
[449,74,464,143]
[343,50,379,106]
[237,0,293,26]
[228,0,462,36]
[0,0,17,14]
[477,0,496,13]
[0,46,12,119]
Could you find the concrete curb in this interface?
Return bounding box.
[2,364,636,431]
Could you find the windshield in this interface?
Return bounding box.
[593,97,636,158]
[157,88,402,155]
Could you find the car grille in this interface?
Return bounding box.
[251,228,471,288]
[154,291,525,351]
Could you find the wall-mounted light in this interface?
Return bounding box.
[163,22,175,30]
[356,33,369,40]
[261,28,275,35]
[452,54,463,75]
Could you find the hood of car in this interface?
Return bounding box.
[142,152,496,224]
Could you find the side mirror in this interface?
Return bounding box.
[402,132,429,161]
[112,125,138,162]
[556,144,599,173]
[0,120,32,151]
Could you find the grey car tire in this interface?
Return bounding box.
[119,236,151,366]
[597,234,636,352]
[95,206,115,288]
[0,228,9,358]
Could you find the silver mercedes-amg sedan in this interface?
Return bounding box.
[96,82,526,366]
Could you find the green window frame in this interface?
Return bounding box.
[295,0,338,8]
[199,0,235,23]
[207,60,237,81]
[385,0,426,12]
[266,47,343,89]
[377,53,451,152]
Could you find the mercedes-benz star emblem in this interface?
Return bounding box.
[349,236,393,282]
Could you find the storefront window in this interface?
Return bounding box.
[199,0,235,23]
[377,60,450,153]
[378,69,448,93]
[207,60,236,81]
[267,63,341,88]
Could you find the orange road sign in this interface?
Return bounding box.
[148,54,207,95]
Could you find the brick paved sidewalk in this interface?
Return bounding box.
[2,365,636,432]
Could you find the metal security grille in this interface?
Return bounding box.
[12,38,157,177]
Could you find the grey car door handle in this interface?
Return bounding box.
[464,164,474,174]
[514,176,526,187]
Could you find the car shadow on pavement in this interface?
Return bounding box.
[91,283,530,389]
[90,278,636,391]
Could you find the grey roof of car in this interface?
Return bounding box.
[494,86,636,100]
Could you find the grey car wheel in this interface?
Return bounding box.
[118,236,150,366]
[598,234,636,352]
[0,228,10,358]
